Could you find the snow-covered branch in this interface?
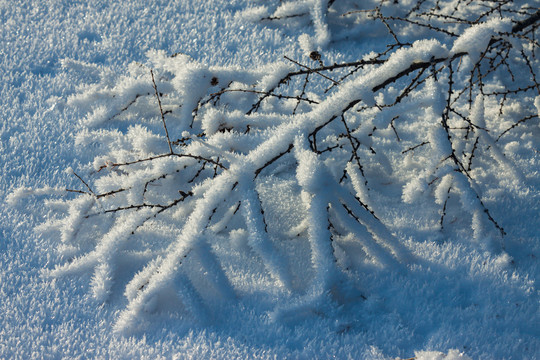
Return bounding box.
[14,0,539,333]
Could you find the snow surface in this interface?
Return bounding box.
[1,0,539,359]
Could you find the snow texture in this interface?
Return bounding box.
[2,0,539,359]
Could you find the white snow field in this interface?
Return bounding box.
[1,0,539,359]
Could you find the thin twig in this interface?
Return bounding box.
[151,69,173,154]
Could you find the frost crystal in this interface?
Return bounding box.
[22,1,539,333]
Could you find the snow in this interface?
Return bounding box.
[1,0,539,359]
[450,18,512,63]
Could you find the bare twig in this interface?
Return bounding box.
[151,69,173,154]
